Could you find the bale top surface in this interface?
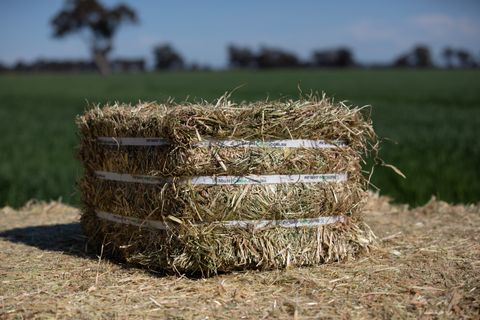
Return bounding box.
[1,195,478,319]
[165,95,375,150]
[77,94,375,151]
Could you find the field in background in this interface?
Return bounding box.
[0,70,479,207]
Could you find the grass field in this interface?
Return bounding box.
[0,70,479,207]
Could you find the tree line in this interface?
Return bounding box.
[0,0,478,73]
[228,45,355,69]
[393,45,478,68]
[151,43,479,70]
[2,42,478,73]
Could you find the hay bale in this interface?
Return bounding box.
[77,94,377,275]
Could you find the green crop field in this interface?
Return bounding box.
[0,70,479,207]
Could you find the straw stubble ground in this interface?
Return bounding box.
[1,194,478,319]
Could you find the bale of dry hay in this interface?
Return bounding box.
[77,94,377,276]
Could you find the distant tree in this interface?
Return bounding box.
[13,60,28,72]
[189,62,200,71]
[392,44,433,68]
[51,0,138,75]
[456,49,476,68]
[412,45,432,68]
[228,45,256,68]
[393,54,410,68]
[311,47,355,67]
[111,58,145,73]
[336,48,355,67]
[153,44,185,70]
[187,62,211,71]
[0,62,8,73]
[11,59,90,72]
[442,47,454,68]
[256,47,299,69]
[312,50,331,67]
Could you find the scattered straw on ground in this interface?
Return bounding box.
[1,194,479,319]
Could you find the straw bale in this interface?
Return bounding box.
[76,94,376,275]
[80,176,366,222]
[81,208,375,275]
[164,95,374,151]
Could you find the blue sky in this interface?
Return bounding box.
[0,0,479,67]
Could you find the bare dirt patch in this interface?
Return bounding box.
[1,195,479,319]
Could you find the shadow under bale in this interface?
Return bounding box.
[0,222,91,258]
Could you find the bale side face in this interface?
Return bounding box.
[80,144,359,177]
[80,175,366,223]
[81,208,376,275]
[77,102,169,139]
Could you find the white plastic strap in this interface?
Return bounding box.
[189,173,347,185]
[220,215,346,229]
[97,137,170,146]
[96,210,170,229]
[95,171,168,184]
[96,137,345,148]
[194,139,346,148]
[94,171,347,185]
[95,210,345,230]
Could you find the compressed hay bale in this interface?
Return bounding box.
[78,94,377,275]
[81,207,375,273]
[165,96,372,150]
[80,175,365,222]
[77,102,170,174]
[88,143,357,176]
